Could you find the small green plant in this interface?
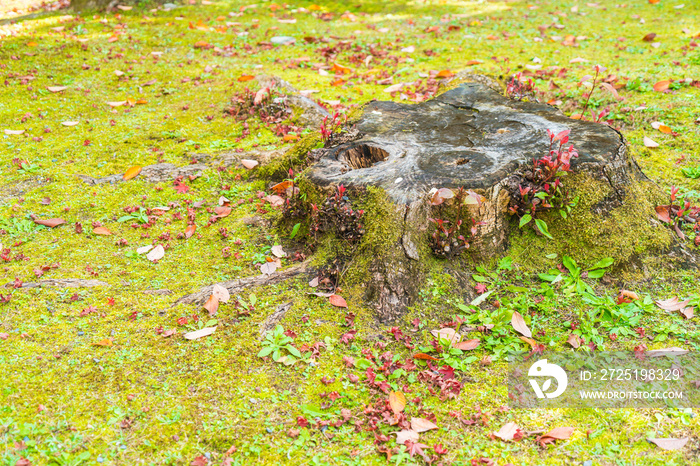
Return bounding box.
[0,217,43,237]
[118,207,149,224]
[681,166,700,179]
[258,325,301,364]
[539,256,614,297]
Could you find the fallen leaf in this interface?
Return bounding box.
[93,227,112,235]
[431,327,461,344]
[4,129,25,135]
[648,438,689,451]
[146,244,165,262]
[566,334,581,348]
[411,418,438,433]
[494,422,521,441]
[263,195,284,207]
[123,166,142,181]
[184,327,217,340]
[61,121,79,126]
[185,224,196,238]
[260,261,278,275]
[204,294,219,316]
[680,306,694,319]
[136,245,153,255]
[271,245,286,258]
[34,218,65,228]
[106,101,127,107]
[453,339,480,350]
[47,86,68,92]
[393,429,419,444]
[162,329,177,338]
[214,206,232,218]
[271,180,293,194]
[520,336,538,349]
[93,338,113,347]
[388,391,406,416]
[511,311,532,338]
[647,347,689,357]
[430,187,454,206]
[655,206,671,223]
[656,297,691,311]
[212,284,230,303]
[241,159,259,169]
[238,75,255,82]
[329,294,348,308]
[642,33,657,42]
[653,80,670,92]
[413,353,439,361]
[435,70,454,79]
[539,427,575,441]
[643,136,659,148]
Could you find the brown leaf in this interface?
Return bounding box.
[648,438,689,451]
[511,311,532,338]
[393,429,419,444]
[93,227,112,236]
[47,86,68,92]
[655,205,671,223]
[162,329,177,338]
[260,261,278,276]
[642,33,657,42]
[539,427,575,442]
[329,294,348,308]
[680,306,694,320]
[185,224,196,238]
[656,297,691,311]
[566,334,581,348]
[123,166,142,181]
[212,284,230,303]
[238,75,255,82]
[520,336,538,349]
[146,244,165,262]
[271,180,293,194]
[34,218,65,228]
[410,418,438,433]
[214,206,232,218]
[430,188,454,206]
[453,339,480,350]
[644,136,660,148]
[204,294,219,316]
[435,70,454,79]
[388,391,406,416]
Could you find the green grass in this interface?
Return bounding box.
[1,0,700,464]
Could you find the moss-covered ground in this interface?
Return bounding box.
[1,0,700,464]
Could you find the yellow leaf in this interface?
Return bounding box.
[123,166,142,181]
[93,339,113,347]
[388,391,406,416]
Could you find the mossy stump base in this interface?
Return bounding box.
[305,80,664,321]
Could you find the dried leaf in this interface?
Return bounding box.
[453,339,480,350]
[430,188,454,206]
[185,224,196,238]
[648,438,689,451]
[271,180,292,194]
[329,294,348,308]
[34,218,65,228]
[388,391,406,415]
[204,294,219,316]
[241,159,259,170]
[107,101,127,107]
[123,166,142,181]
[643,136,659,148]
[212,284,230,303]
[653,80,670,92]
[93,338,113,347]
[238,75,255,82]
[214,206,232,218]
[271,245,286,258]
[430,328,461,343]
[435,70,454,79]
[599,82,622,101]
[540,427,575,441]
[656,297,691,312]
[520,336,538,348]
[494,422,521,441]
[566,334,581,348]
[136,245,153,255]
[511,311,532,338]
[647,347,689,357]
[93,227,112,235]
[410,418,438,433]
[4,129,25,135]
[47,86,68,92]
[642,33,657,42]
[260,261,278,276]
[394,429,419,444]
[61,121,79,126]
[146,244,165,262]
[184,326,217,340]
[655,206,671,223]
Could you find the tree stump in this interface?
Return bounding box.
[304,78,665,321]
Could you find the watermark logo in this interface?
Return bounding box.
[528,359,568,399]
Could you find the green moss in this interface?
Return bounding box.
[257,133,323,180]
[509,172,673,271]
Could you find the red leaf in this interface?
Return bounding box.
[453,339,480,350]
[413,353,439,361]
